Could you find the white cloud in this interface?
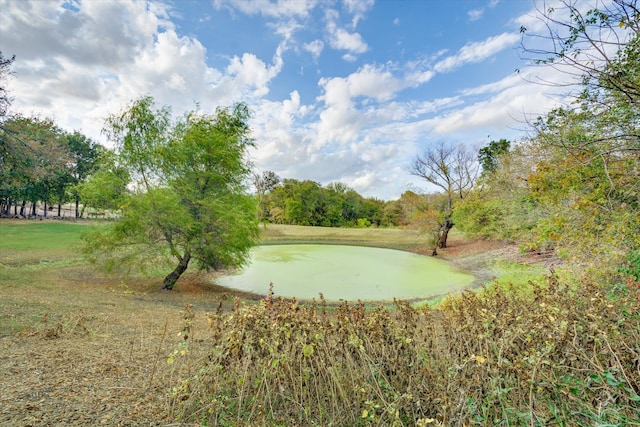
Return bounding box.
[324,8,368,57]
[0,0,287,143]
[226,52,282,96]
[303,39,324,60]
[405,69,436,86]
[342,0,374,16]
[430,73,562,137]
[342,53,358,62]
[434,32,520,73]
[468,8,484,21]
[342,0,374,27]
[213,0,317,18]
[317,63,435,112]
[0,0,166,67]
[346,65,400,101]
[270,18,303,44]
[466,0,500,23]
[329,27,369,54]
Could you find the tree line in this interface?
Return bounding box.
[253,172,402,228]
[0,120,100,219]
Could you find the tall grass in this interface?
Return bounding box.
[171,277,640,426]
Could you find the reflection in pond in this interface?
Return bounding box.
[216,244,474,301]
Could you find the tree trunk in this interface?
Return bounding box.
[75,198,80,219]
[162,251,192,290]
[20,200,26,217]
[432,216,454,256]
[57,203,62,217]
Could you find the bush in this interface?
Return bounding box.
[171,278,640,425]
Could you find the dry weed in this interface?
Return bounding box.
[171,277,640,426]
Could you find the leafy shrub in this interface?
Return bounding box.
[620,249,640,282]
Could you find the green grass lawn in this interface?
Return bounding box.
[0,220,84,250]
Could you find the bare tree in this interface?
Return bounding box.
[409,142,479,253]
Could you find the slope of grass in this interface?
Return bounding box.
[0,220,83,250]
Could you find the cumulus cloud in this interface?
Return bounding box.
[0,0,165,67]
[325,8,368,57]
[0,0,287,144]
[430,74,562,137]
[329,28,369,54]
[226,52,282,96]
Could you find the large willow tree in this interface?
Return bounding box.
[82,96,259,290]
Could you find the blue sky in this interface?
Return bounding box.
[0,0,573,200]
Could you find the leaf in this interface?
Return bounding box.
[302,344,314,357]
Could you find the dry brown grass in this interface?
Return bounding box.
[0,267,230,425]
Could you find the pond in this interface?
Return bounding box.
[216,244,474,301]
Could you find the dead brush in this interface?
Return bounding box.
[25,310,92,339]
[171,275,640,426]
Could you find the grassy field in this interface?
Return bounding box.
[260,223,428,249]
[1,219,637,425]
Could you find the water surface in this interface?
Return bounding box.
[217,244,473,301]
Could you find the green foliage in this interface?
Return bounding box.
[453,158,541,243]
[81,97,260,289]
[525,103,640,278]
[172,279,640,426]
[0,51,15,118]
[458,11,639,282]
[77,150,129,213]
[260,178,393,227]
[0,114,99,217]
[0,116,69,209]
[620,250,640,282]
[478,138,510,176]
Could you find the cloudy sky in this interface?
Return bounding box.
[1,0,574,200]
